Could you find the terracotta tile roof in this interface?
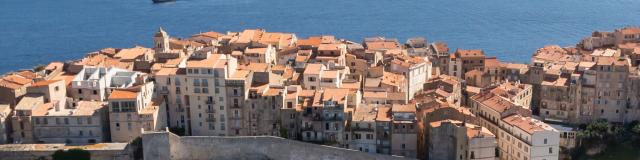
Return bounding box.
[114,46,151,60]
[320,70,338,79]
[502,114,553,134]
[484,57,501,68]
[432,41,449,53]
[72,101,106,116]
[241,63,269,72]
[363,91,387,98]
[322,88,350,104]
[455,49,485,58]
[297,37,322,46]
[169,38,204,49]
[50,72,76,87]
[392,104,416,113]
[318,44,342,51]
[45,62,64,71]
[263,88,282,96]
[245,47,269,54]
[31,80,61,87]
[366,41,400,50]
[3,75,32,85]
[375,106,392,122]
[15,70,37,80]
[353,104,377,122]
[155,67,180,76]
[387,92,406,101]
[186,54,222,68]
[193,31,223,39]
[0,80,22,89]
[108,89,138,100]
[381,72,405,87]
[304,64,324,75]
[618,27,640,35]
[471,92,515,113]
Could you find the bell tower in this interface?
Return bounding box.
[154,27,170,53]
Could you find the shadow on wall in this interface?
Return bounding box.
[142,130,413,160]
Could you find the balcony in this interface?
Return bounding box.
[205,109,215,113]
[230,104,241,108]
[205,100,215,105]
[301,125,314,131]
[206,117,216,122]
[324,116,344,121]
[230,116,242,120]
[159,90,169,94]
[176,107,185,112]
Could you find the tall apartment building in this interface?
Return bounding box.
[32,101,108,144]
[71,67,140,101]
[470,92,559,160]
[448,49,486,79]
[0,105,11,144]
[390,104,417,158]
[389,55,430,100]
[375,106,392,155]
[155,53,238,136]
[108,82,166,142]
[11,96,44,143]
[347,103,377,153]
[0,71,36,107]
[427,120,497,160]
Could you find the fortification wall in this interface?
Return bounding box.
[143,131,412,160]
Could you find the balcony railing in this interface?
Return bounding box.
[301,125,314,131]
[176,107,185,112]
[230,104,240,108]
[205,109,215,113]
[206,117,216,122]
[205,100,215,105]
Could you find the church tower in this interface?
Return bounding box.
[154,27,170,53]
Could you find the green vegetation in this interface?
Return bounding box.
[131,137,144,160]
[573,120,640,160]
[169,127,186,136]
[52,148,90,160]
[32,64,45,72]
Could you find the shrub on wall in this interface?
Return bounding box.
[52,148,91,160]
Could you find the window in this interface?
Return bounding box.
[193,79,201,86]
[127,123,132,131]
[548,147,553,154]
[544,138,548,144]
[77,118,82,124]
[402,144,406,149]
[35,118,40,125]
[93,90,98,95]
[308,77,316,82]
[201,79,209,87]
[64,118,69,124]
[78,89,82,94]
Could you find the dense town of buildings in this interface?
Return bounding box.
[0,26,639,159]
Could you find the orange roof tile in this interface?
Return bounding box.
[108,90,138,100]
[31,80,61,87]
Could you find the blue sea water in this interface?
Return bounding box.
[0,0,639,74]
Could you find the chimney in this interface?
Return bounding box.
[54,102,60,112]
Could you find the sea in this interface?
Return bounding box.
[1,0,639,74]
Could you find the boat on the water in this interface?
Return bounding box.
[152,0,175,3]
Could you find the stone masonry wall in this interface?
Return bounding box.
[143,131,413,160]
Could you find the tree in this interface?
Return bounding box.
[52,148,91,160]
[130,137,144,160]
[169,127,186,136]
